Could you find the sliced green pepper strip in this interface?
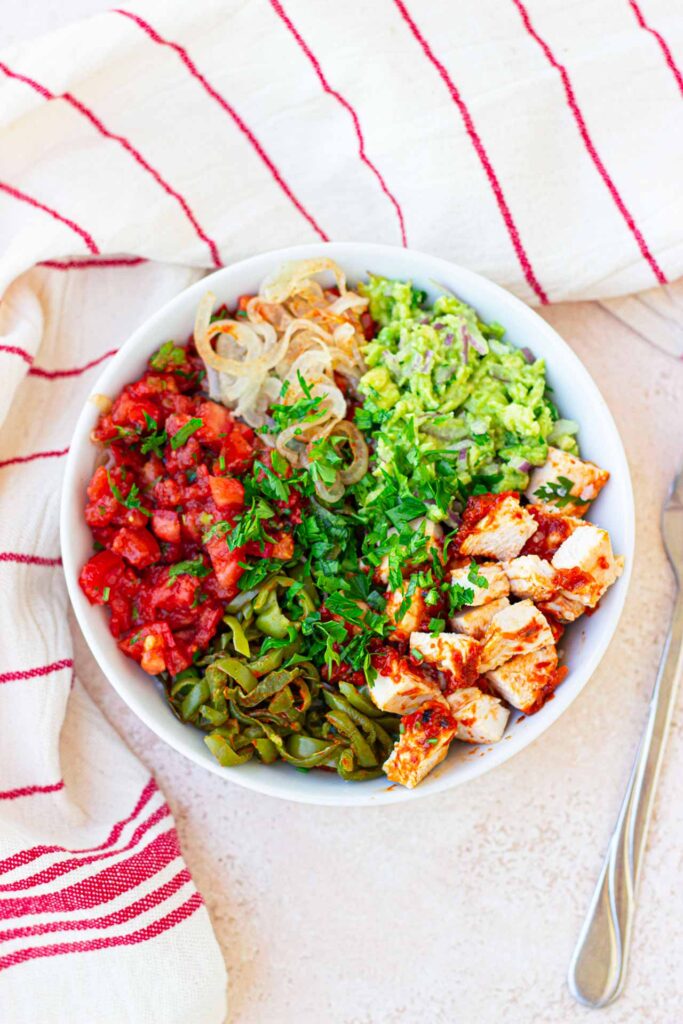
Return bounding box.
[323,690,389,751]
[213,657,258,692]
[338,681,384,719]
[232,668,301,708]
[181,679,211,721]
[255,591,291,639]
[325,709,378,768]
[198,704,228,727]
[222,615,251,658]
[337,764,385,782]
[248,637,301,677]
[253,737,278,763]
[205,731,253,766]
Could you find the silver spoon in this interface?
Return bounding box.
[568,468,683,1007]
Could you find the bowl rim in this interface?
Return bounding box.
[61,241,634,807]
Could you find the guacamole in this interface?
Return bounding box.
[356,275,577,509]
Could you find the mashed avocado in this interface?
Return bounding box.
[356,275,578,504]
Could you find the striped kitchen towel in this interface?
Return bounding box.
[0,264,227,1021]
[0,0,681,1020]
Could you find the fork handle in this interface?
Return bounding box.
[568,587,683,1008]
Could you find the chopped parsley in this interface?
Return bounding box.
[106,470,151,517]
[149,340,187,370]
[467,562,489,589]
[448,583,475,615]
[140,413,168,457]
[170,417,203,450]
[534,475,580,508]
[168,558,211,581]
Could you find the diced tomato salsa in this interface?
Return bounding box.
[78,342,291,677]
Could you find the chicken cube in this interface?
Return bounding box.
[385,584,428,641]
[552,525,624,608]
[448,562,510,606]
[478,599,555,673]
[527,447,609,517]
[502,554,557,602]
[538,591,586,624]
[521,502,584,559]
[383,701,457,789]
[485,644,562,713]
[409,632,481,690]
[450,596,510,640]
[446,687,511,744]
[369,650,442,715]
[459,494,538,561]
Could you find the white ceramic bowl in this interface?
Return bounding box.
[61,243,634,806]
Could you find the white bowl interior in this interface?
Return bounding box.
[61,243,634,806]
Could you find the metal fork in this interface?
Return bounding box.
[568,468,683,1007]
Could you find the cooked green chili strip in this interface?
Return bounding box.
[205,731,253,766]
[222,615,251,657]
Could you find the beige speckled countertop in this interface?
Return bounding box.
[70,289,683,1024]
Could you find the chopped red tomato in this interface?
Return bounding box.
[111,526,161,569]
[208,475,245,511]
[80,341,293,678]
[151,510,181,543]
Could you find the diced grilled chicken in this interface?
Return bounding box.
[383,701,457,789]
[538,591,586,624]
[478,599,555,673]
[527,447,609,517]
[459,494,538,561]
[446,687,510,743]
[551,524,624,608]
[521,502,584,559]
[409,632,481,690]
[385,585,428,641]
[448,562,510,606]
[369,650,442,715]
[502,555,557,602]
[450,595,510,639]
[485,644,560,713]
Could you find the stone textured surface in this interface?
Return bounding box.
[71,295,683,1023]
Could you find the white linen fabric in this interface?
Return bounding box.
[0,0,680,1020]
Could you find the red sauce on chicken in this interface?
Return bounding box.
[402,702,456,741]
[520,504,573,559]
[454,491,518,552]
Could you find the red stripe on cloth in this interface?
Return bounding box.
[628,0,683,97]
[0,181,99,254]
[63,93,222,267]
[0,448,69,471]
[0,892,202,972]
[510,0,667,286]
[0,868,191,944]
[29,348,117,379]
[0,60,52,99]
[0,804,170,893]
[0,553,62,567]
[0,659,73,685]
[40,257,146,270]
[0,345,33,366]
[0,61,221,267]
[114,8,329,242]
[269,0,407,246]
[392,0,548,304]
[0,778,158,876]
[0,782,64,802]
[0,828,181,921]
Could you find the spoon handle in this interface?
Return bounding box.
[567,589,683,1008]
